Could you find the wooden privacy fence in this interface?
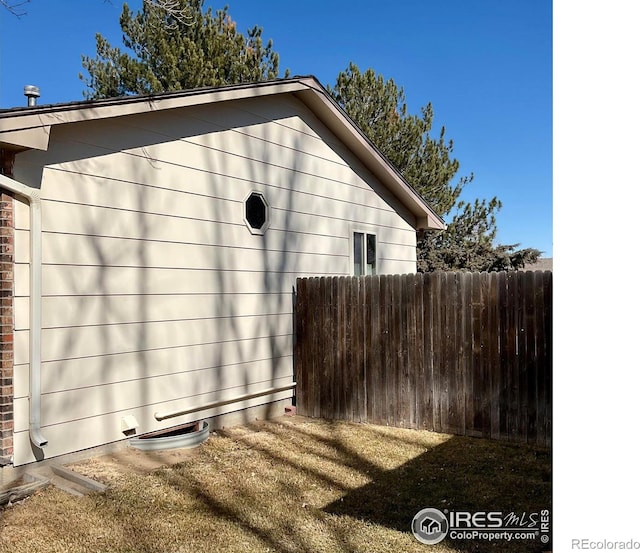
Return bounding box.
[294,271,552,447]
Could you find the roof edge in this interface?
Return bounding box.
[0,77,313,118]
[0,76,445,230]
[292,77,445,230]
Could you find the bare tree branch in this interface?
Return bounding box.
[143,0,195,26]
[0,0,30,17]
[2,1,194,25]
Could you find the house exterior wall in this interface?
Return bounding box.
[0,192,13,461]
[10,95,418,465]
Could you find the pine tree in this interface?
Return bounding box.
[327,63,541,271]
[328,63,469,216]
[80,1,286,99]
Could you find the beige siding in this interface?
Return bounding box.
[11,95,417,465]
[14,313,293,365]
[11,386,293,462]
[13,334,292,398]
[14,264,315,297]
[13,358,292,430]
[14,293,291,330]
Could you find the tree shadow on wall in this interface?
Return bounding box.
[323,434,551,553]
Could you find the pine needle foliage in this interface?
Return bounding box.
[327,64,542,271]
[80,0,286,99]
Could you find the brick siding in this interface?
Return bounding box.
[0,191,14,460]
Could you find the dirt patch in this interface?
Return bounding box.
[71,442,203,482]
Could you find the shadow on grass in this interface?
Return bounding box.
[323,433,551,553]
[215,419,551,553]
[1,419,550,553]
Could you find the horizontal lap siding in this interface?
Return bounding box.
[14,265,317,297]
[10,385,295,460]
[13,334,293,398]
[35,166,410,233]
[14,313,294,365]
[13,356,293,430]
[11,96,418,464]
[14,293,292,330]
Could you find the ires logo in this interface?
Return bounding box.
[449,511,504,528]
[412,508,550,545]
[448,510,539,529]
[411,508,449,545]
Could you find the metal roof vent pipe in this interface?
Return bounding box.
[24,85,40,107]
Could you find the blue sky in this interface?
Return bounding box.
[0,0,552,257]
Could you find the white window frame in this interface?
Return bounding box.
[243,191,270,235]
[350,226,378,276]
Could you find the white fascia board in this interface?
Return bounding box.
[0,80,306,132]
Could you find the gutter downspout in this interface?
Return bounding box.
[0,173,47,448]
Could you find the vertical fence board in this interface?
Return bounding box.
[421,273,435,431]
[459,273,472,437]
[313,278,322,419]
[507,271,521,442]
[310,278,322,419]
[325,277,344,416]
[379,275,391,427]
[302,277,312,418]
[524,271,537,444]
[343,278,351,421]
[542,272,552,446]
[345,277,354,422]
[441,272,453,433]
[367,276,382,424]
[535,273,544,444]
[318,278,335,418]
[440,273,452,434]
[496,271,509,441]
[389,274,398,427]
[340,278,351,420]
[411,274,424,429]
[294,278,307,416]
[356,276,366,421]
[516,270,529,441]
[445,272,462,435]
[480,273,492,438]
[518,271,531,442]
[454,273,466,435]
[468,272,482,437]
[387,275,399,426]
[488,272,500,440]
[399,274,412,427]
[431,273,443,433]
[531,271,546,444]
[295,271,551,446]
[363,276,371,422]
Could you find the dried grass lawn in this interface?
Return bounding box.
[0,417,550,553]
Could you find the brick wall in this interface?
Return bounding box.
[0,191,14,460]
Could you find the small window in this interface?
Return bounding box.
[354,232,376,276]
[244,192,269,234]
